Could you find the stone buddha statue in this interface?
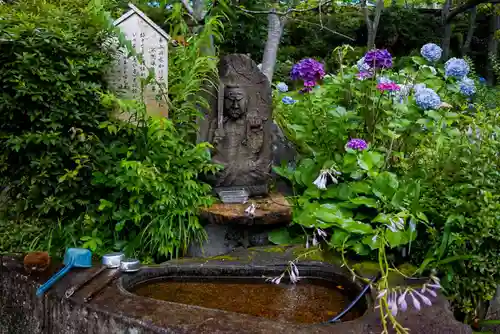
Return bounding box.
[205,54,273,196]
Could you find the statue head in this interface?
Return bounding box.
[224,85,248,119]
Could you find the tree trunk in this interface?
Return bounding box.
[363,0,384,50]
[462,7,477,55]
[441,0,453,60]
[260,9,287,83]
[487,6,500,84]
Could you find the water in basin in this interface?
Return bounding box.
[130,276,364,324]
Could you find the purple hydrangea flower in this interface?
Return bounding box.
[415,87,441,110]
[420,43,442,62]
[444,58,470,79]
[459,77,476,96]
[356,71,373,80]
[290,58,325,88]
[346,138,368,151]
[364,49,393,69]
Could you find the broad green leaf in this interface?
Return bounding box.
[358,151,383,171]
[268,228,294,245]
[349,181,372,194]
[385,230,406,248]
[352,243,370,255]
[339,219,374,234]
[372,172,399,199]
[411,56,426,65]
[391,190,406,208]
[362,234,380,250]
[330,229,349,247]
[350,196,378,208]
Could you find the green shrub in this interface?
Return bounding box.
[0,0,117,252]
[0,0,220,261]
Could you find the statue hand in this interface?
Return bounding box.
[214,128,225,144]
[248,116,262,128]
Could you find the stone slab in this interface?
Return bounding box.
[200,193,292,226]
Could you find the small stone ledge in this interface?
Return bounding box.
[200,193,292,226]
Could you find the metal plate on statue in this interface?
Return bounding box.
[216,188,249,204]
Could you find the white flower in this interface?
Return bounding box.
[267,273,284,284]
[389,291,399,316]
[414,290,432,306]
[313,172,328,190]
[244,203,256,217]
[398,290,408,311]
[312,234,318,246]
[289,262,300,284]
[316,228,327,238]
[377,289,387,299]
[312,168,342,190]
[409,291,421,311]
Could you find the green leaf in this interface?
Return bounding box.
[268,228,294,245]
[416,211,429,223]
[372,213,389,224]
[330,229,349,247]
[372,172,399,199]
[98,199,113,211]
[349,181,372,194]
[362,234,380,250]
[115,221,125,232]
[315,204,372,234]
[385,230,406,248]
[340,219,374,234]
[411,56,426,65]
[352,242,370,255]
[391,190,406,208]
[349,196,378,208]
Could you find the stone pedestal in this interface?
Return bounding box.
[187,193,292,258]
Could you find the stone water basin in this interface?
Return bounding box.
[0,247,473,334]
[127,275,365,324]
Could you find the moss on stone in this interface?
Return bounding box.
[253,246,287,253]
[209,255,239,261]
[352,261,380,277]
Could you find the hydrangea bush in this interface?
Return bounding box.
[272,44,498,330]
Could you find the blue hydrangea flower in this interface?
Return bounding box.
[459,77,476,96]
[479,77,486,84]
[357,57,371,72]
[444,58,469,79]
[413,83,427,93]
[282,96,297,105]
[415,88,441,110]
[276,82,288,92]
[420,43,442,62]
[377,76,393,84]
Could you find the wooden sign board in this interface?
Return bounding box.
[108,3,170,119]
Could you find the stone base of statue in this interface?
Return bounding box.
[186,193,292,258]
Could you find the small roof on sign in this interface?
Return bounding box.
[113,3,171,41]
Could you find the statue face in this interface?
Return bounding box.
[224,87,247,119]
